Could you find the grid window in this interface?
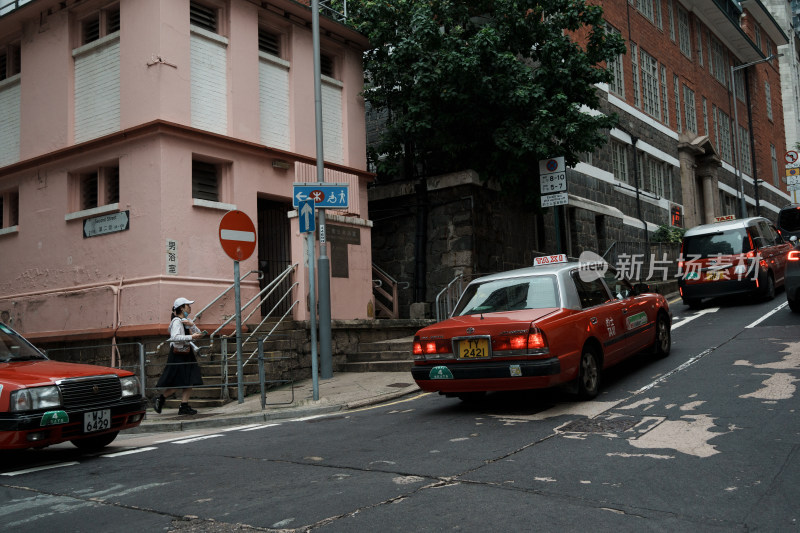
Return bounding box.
[607,26,625,97]
[321,54,335,78]
[667,0,675,41]
[765,81,773,121]
[258,29,280,57]
[697,26,704,66]
[673,75,681,133]
[640,50,660,119]
[648,158,666,198]
[771,144,779,186]
[711,36,726,84]
[192,160,220,202]
[683,85,697,133]
[0,190,19,229]
[631,43,640,108]
[74,165,120,211]
[80,4,120,45]
[677,6,692,59]
[638,0,655,23]
[190,1,218,33]
[717,108,732,162]
[733,69,745,102]
[702,97,709,135]
[661,65,669,126]
[612,141,629,184]
[755,25,762,51]
[0,42,21,81]
[738,125,751,175]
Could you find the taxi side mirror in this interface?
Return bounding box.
[632,282,653,295]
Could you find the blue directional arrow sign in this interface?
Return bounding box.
[292,182,349,209]
[298,200,315,234]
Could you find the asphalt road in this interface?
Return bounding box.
[2,292,799,532]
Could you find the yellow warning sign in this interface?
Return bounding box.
[787,167,800,177]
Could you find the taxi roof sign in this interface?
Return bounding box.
[534,254,568,266]
[714,215,736,223]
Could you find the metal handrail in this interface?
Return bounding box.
[194,270,263,322]
[435,273,464,322]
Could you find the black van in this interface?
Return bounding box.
[777,204,800,243]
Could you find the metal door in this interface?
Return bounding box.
[257,199,292,316]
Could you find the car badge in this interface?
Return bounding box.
[466,327,475,334]
[92,385,100,394]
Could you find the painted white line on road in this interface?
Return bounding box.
[153,434,203,444]
[240,423,281,432]
[291,414,331,422]
[2,461,80,476]
[746,302,789,328]
[220,424,263,432]
[634,349,714,394]
[101,447,158,457]
[172,434,223,444]
[671,307,719,330]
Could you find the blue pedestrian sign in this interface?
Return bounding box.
[292,182,349,209]
[298,200,315,233]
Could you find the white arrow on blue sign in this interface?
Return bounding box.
[299,200,315,233]
[292,183,349,209]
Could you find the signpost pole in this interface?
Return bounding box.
[307,232,319,400]
[234,260,244,404]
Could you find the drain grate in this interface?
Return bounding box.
[560,417,640,433]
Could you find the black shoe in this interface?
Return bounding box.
[153,395,165,414]
[178,403,197,415]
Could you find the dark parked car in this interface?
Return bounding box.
[786,237,800,313]
[777,204,800,242]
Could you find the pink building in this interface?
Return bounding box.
[0,0,374,344]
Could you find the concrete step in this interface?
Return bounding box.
[347,351,413,363]
[357,336,414,353]
[336,360,413,373]
[163,397,227,409]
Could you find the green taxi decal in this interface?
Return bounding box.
[429,366,454,380]
[626,312,648,330]
[40,410,69,427]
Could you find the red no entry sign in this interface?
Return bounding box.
[219,210,256,261]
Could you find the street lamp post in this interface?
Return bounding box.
[731,55,774,219]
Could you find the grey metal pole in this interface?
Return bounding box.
[312,0,333,379]
[234,260,244,403]
[307,232,319,400]
[731,64,747,219]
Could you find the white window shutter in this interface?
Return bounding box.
[191,32,227,135]
[322,79,343,164]
[259,56,290,150]
[0,79,20,166]
[74,39,120,143]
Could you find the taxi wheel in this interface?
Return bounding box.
[763,273,776,301]
[653,314,671,358]
[577,347,600,400]
[70,431,119,452]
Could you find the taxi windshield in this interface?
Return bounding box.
[453,275,559,316]
[0,325,48,363]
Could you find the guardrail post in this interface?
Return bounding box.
[138,343,145,400]
[221,338,229,402]
[258,338,266,410]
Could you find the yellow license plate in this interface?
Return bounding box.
[705,271,724,281]
[458,338,489,359]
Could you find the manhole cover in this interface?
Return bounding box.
[387,383,412,388]
[560,417,639,433]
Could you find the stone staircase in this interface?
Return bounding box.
[335,336,415,373]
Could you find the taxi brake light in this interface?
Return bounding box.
[413,338,423,356]
[746,251,755,259]
[528,327,547,350]
[789,250,800,261]
[510,335,527,350]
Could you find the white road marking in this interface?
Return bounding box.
[240,423,281,431]
[220,424,263,432]
[671,307,719,330]
[101,447,157,457]
[2,461,80,476]
[746,302,789,328]
[172,434,224,444]
[154,434,203,443]
[635,349,714,394]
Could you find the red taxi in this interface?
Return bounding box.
[411,255,672,401]
[0,323,146,451]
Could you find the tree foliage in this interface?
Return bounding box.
[346,0,626,197]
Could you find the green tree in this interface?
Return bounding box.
[347,0,626,196]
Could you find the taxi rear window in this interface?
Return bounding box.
[683,228,751,257]
[453,275,559,316]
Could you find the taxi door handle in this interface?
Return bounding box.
[622,308,628,314]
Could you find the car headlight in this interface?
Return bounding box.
[9,386,62,412]
[119,376,141,398]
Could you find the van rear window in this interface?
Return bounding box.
[683,229,751,257]
[778,207,800,233]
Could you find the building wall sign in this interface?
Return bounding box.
[83,211,130,238]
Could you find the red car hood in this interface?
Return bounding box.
[0,359,130,389]
[418,308,561,337]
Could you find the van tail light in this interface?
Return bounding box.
[789,250,800,262]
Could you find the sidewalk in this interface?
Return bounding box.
[129,372,422,433]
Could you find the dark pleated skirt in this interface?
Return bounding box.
[156,347,203,388]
